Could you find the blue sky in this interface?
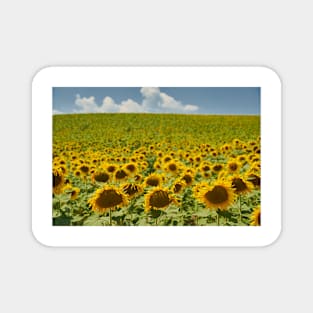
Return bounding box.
[53,87,260,115]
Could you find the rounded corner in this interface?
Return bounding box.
[261,225,282,248]
[32,66,55,86]
[31,226,54,248]
[257,66,282,87]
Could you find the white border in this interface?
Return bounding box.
[32,66,281,247]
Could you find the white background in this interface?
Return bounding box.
[0,1,310,312]
[32,67,281,247]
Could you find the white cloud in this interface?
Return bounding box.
[120,99,144,113]
[73,89,199,114]
[184,104,199,112]
[100,96,119,112]
[53,109,64,115]
[75,94,98,113]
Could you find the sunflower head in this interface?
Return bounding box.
[181,170,195,186]
[106,164,117,174]
[79,164,90,176]
[195,179,235,211]
[200,162,211,173]
[172,179,186,194]
[144,173,164,187]
[250,207,261,226]
[114,168,129,181]
[231,175,254,194]
[89,185,129,214]
[92,170,111,183]
[212,163,224,173]
[124,162,138,176]
[162,155,172,163]
[165,160,181,175]
[227,159,240,173]
[52,168,65,195]
[122,183,143,199]
[70,187,80,200]
[145,187,176,213]
[247,172,261,189]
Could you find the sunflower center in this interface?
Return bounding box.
[232,178,248,192]
[202,165,210,171]
[248,174,261,187]
[229,163,238,171]
[115,170,127,179]
[257,212,261,225]
[94,172,110,183]
[126,164,136,172]
[149,190,171,208]
[173,183,183,193]
[169,163,177,171]
[123,184,139,196]
[53,174,62,187]
[95,190,123,208]
[213,164,223,172]
[107,165,116,173]
[204,186,228,204]
[80,166,89,173]
[182,174,192,184]
[146,177,159,186]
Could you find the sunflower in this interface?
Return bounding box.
[162,155,172,163]
[74,170,81,178]
[250,207,261,226]
[164,160,181,175]
[144,173,164,187]
[122,183,143,199]
[70,187,80,200]
[145,187,175,212]
[212,163,224,174]
[92,170,110,183]
[231,175,254,195]
[226,159,240,174]
[134,174,143,182]
[247,173,261,189]
[79,164,90,177]
[114,168,128,181]
[89,185,129,214]
[153,161,162,171]
[52,168,65,195]
[171,179,186,194]
[106,164,117,174]
[181,170,195,186]
[237,155,248,164]
[124,162,138,176]
[200,162,211,173]
[194,180,235,211]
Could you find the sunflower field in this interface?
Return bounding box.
[53,113,261,226]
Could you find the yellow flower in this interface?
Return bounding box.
[89,185,129,214]
[144,173,164,187]
[145,187,176,213]
[52,168,65,195]
[231,175,254,195]
[171,179,186,194]
[70,187,80,200]
[122,183,143,199]
[194,180,235,211]
[92,170,110,183]
[250,207,261,226]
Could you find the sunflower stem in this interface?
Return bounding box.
[109,208,112,226]
[216,211,220,226]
